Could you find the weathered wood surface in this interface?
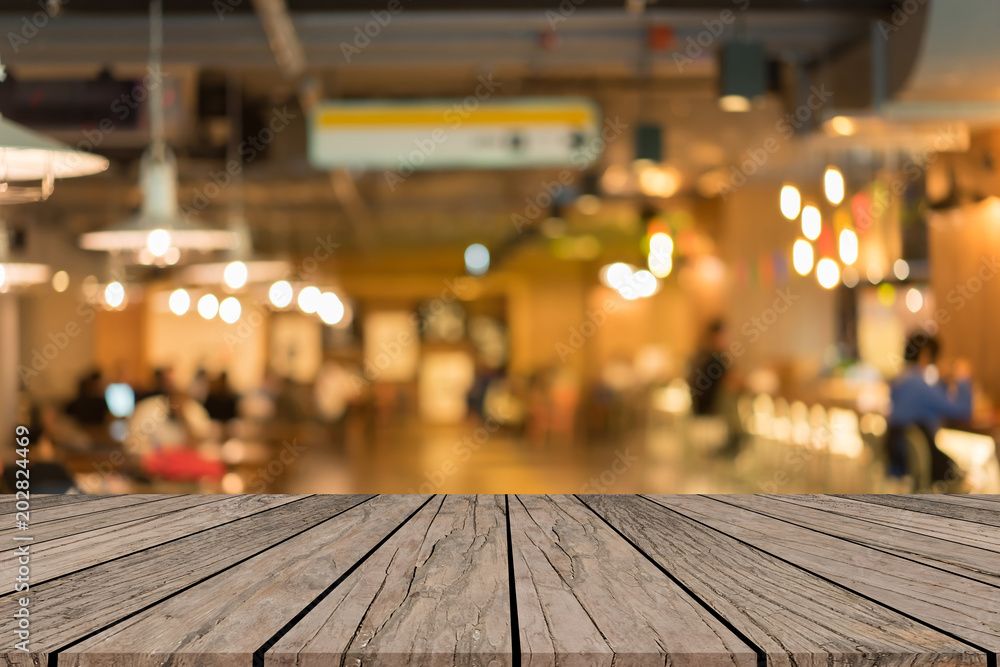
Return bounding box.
[509,494,756,667]
[0,493,105,515]
[266,495,510,667]
[580,495,985,667]
[708,494,1000,585]
[649,495,1000,653]
[0,494,996,667]
[840,494,1000,527]
[772,494,1000,552]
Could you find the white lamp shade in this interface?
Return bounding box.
[0,116,108,181]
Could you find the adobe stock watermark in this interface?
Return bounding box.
[876,0,928,40]
[544,0,585,30]
[672,0,750,73]
[579,448,638,492]
[511,115,628,233]
[182,106,298,217]
[717,85,832,200]
[383,74,503,190]
[17,267,131,386]
[223,234,340,351]
[405,408,510,493]
[6,0,69,54]
[855,125,964,234]
[555,297,622,363]
[349,277,470,391]
[339,0,410,63]
[691,288,799,398]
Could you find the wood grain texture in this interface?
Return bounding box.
[709,494,1000,586]
[0,494,102,514]
[649,495,1000,654]
[0,495,216,548]
[266,495,511,667]
[580,494,985,667]
[904,495,1000,512]
[23,495,307,584]
[0,494,374,666]
[770,495,1000,553]
[510,494,756,667]
[0,494,175,531]
[61,494,431,667]
[840,495,1000,527]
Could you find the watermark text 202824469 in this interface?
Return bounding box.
[12,425,32,653]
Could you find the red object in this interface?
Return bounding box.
[143,448,226,482]
[648,25,675,52]
[540,28,559,51]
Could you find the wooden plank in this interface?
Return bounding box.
[650,495,1000,654]
[0,494,103,514]
[840,495,1000,527]
[266,495,511,667]
[60,494,432,667]
[709,494,1000,586]
[966,495,1000,504]
[581,494,985,667]
[17,495,308,584]
[5,494,177,525]
[0,494,374,666]
[0,495,212,547]
[904,495,1000,512]
[772,495,1000,553]
[509,494,756,667]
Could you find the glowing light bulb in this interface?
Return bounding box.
[464,243,490,276]
[838,229,858,265]
[780,185,801,220]
[824,167,844,205]
[219,297,241,323]
[816,258,840,289]
[317,292,345,325]
[104,281,125,308]
[269,280,293,308]
[52,270,69,293]
[801,205,821,240]
[905,288,923,313]
[147,229,171,257]
[297,286,321,314]
[893,259,910,280]
[792,240,814,276]
[198,294,219,320]
[224,261,248,289]
[169,289,190,315]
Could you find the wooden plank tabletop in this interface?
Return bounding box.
[0,494,997,667]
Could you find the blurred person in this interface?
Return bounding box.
[129,369,214,456]
[190,368,210,404]
[886,331,972,488]
[204,371,239,423]
[1,428,77,494]
[65,370,108,426]
[686,320,743,456]
[314,359,355,424]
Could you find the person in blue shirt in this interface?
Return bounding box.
[887,331,972,484]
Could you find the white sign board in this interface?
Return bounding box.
[309,97,601,171]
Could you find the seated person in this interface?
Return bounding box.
[887,331,972,485]
[127,371,223,482]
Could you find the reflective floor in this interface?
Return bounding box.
[265,418,879,495]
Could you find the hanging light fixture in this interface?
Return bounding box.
[79,0,237,264]
[0,116,108,204]
[179,73,288,288]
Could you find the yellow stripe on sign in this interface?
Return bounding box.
[316,106,594,128]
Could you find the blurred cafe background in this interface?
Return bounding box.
[1,0,999,495]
